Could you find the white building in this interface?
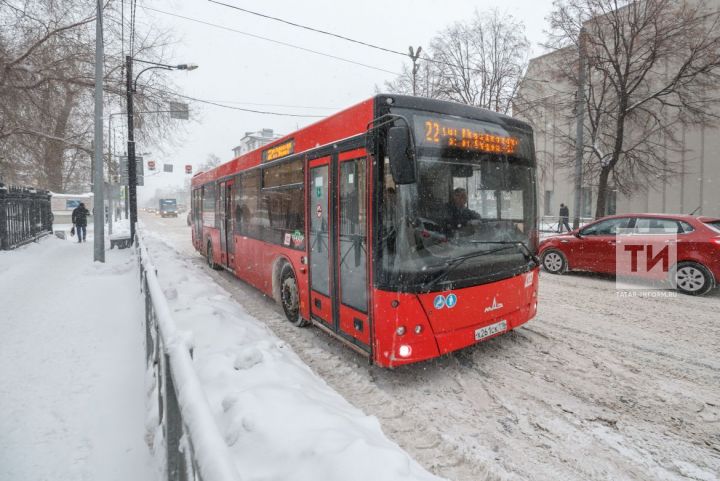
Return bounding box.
[232,129,282,158]
[514,3,720,221]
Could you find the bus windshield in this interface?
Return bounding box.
[379,147,537,292]
[159,199,177,212]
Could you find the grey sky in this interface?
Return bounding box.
[136,0,554,201]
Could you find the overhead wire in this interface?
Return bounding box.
[127,1,564,116]
[206,0,557,85]
[202,100,339,110]
[141,85,327,118]
[133,3,400,76]
[207,0,408,58]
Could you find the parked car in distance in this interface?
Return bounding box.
[539,213,720,295]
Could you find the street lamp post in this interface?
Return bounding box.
[125,56,197,243]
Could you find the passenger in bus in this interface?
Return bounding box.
[237,204,251,229]
[445,187,480,233]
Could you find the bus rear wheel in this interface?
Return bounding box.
[207,242,220,270]
[280,266,308,327]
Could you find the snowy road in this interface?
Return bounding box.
[143,213,720,481]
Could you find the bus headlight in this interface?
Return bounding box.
[398,345,412,358]
[396,326,406,336]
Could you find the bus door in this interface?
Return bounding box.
[308,151,370,352]
[336,151,370,349]
[192,188,203,245]
[218,179,235,269]
[309,157,334,329]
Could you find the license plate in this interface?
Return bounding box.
[475,319,507,341]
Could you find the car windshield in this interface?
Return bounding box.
[379,152,537,291]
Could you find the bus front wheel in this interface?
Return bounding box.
[280,266,308,327]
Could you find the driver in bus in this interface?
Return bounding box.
[445,187,481,233]
[382,187,397,254]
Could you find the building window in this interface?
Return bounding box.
[544,190,553,216]
[581,187,592,218]
[607,189,617,215]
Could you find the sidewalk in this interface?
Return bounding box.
[0,235,154,481]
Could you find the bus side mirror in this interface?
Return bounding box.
[387,126,415,185]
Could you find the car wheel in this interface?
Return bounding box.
[672,262,714,296]
[207,242,220,270]
[280,265,308,327]
[541,249,567,274]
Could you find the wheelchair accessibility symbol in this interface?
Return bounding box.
[445,293,457,308]
[433,295,445,309]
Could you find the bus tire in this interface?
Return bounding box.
[541,249,567,274]
[280,265,308,327]
[207,241,220,270]
[671,261,714,296]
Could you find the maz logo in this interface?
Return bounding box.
[484,297,504,313]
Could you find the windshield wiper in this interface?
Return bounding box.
[470,240,540,266]
[421,245,518,291]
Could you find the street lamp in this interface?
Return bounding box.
[125,56,197,243]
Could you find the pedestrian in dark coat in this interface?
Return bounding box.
[558,203,571,233]
[71,202,90,243]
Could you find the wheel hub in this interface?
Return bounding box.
[676,266,704,292]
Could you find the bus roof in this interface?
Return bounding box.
[192,94,532,186]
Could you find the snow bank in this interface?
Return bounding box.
[137,236,239,481]
[140,230,445,481]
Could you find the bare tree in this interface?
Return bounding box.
[546,0,720,217]
[384,9,529,114]
[198,153,222,173]
[0,0,186,192]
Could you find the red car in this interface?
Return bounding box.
[540,214,720,295]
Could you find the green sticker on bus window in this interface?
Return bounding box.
[316,186,322,197]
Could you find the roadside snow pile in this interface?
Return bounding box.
[141,231,445,481]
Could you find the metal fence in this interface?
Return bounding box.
[137,232,240,481]
[0,183,53,250]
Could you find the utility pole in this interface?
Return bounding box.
[124,58,196,242]
[573,27,586,230]
[107,116,113,236]
[93,0,105,262]
[408,46,422,96]
[125,55,137,243]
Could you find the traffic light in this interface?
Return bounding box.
[185,165,192,174]
[148,160,156,171]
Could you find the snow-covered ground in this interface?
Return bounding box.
[1,220,445,481]
[143,212,720,481]
[0,230,154,481]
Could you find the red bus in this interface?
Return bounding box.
[191,95,539,367]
